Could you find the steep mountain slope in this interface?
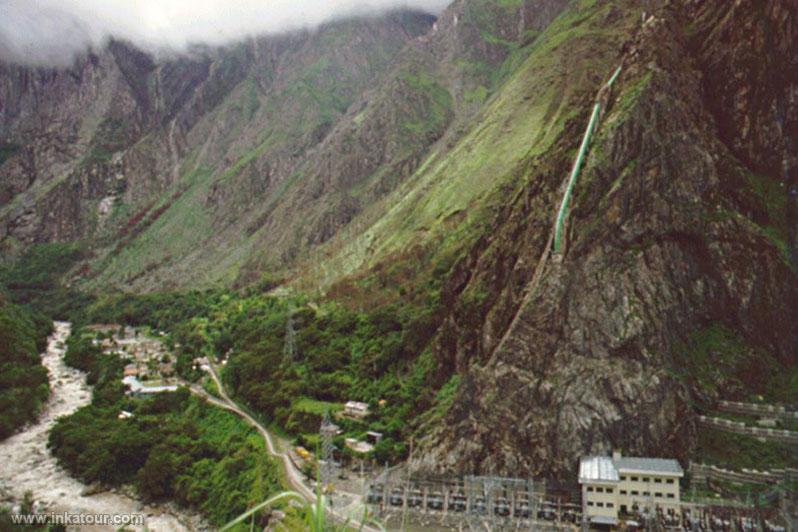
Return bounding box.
[1,0,795,480]
[1,1,572,292]
[407,0,798,477]
[299,0,634,290]
[0,11,435,288]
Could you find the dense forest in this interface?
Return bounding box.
[81,283,447,464]
[0,293,51,440]
[0,243,94,440]
[0,243,92,320]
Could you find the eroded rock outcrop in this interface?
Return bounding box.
[413,0,798,478]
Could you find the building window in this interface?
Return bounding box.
[667,494,675,499]
[620,490,627,495]
[620,475,627,481]
[642,477,650,482]
[587,502,594,507]
[597,502,604,507]
[643,492,650,496]
[607,503,614,508]
[654,478,662,483]
[631,476,639,481]
[666,479,674,484]
[655,493,663,498]
[631,491,639,496]
[587,487,594,492]
[606,488,613,494]
[596,487,603,493]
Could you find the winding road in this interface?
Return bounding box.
[190,361,378,530]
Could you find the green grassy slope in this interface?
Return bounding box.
[302,0,639,289]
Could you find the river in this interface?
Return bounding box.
[0,321,206,531]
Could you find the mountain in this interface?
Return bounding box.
[0,10,436,289]
[1,0,796,478]
[410,0,798,476]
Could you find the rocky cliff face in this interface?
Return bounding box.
[412,0,798,477]
[0,1,569,291]
[0,12,436,284]
[1,0,795,479]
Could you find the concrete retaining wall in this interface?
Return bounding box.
[699,415,798,444]
[717,400,798,421]
[690,463,798,487]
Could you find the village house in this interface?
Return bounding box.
[345,438,374,454]
[122,375,179,397]
[343,401,370,419]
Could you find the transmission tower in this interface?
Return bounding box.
[282,304,297,364]
[319,409,339,490]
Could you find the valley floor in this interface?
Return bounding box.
[0,322,206,531]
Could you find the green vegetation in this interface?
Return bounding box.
[398,69,453,138]
[0,242,92,320]
[0,491,64,531]
[614,71,652,119]
[62,331,124,387]
[0,294,51,440]
[222,486,384,531]
[49,326,281,527]
[670,324,785,404]
[81,118,134,167]
[743,170,791,265]
[83,284,444,464]
[316,0,633,286]
[696,427,798,471]
[675,324,798,472]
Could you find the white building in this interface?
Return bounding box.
[344,438,374,454]
[122,375,179,397]
[343,401,370,419]
[579,451,683,528]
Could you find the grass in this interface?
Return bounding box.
[695,427,798,471]
[221,467,384,532]
[83,19,409,291]
[398,69,453,137]
[742,170,791,265]
[80,117,134,167]
[293,397,343,416]
[669,324,785,404]
[421,374,461,424]
[87,164,250,290]
[612,71,653,120]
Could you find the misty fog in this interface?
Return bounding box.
[0,0,451,67]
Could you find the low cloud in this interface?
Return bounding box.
[0,0,450,67]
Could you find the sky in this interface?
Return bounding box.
[0,0,451,67]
